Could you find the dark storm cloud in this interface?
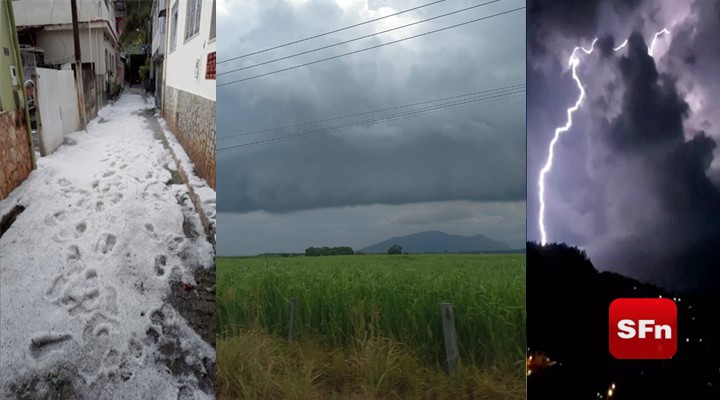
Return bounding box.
[527,0,643,59]
[663,0,720,152]
[528,0,720,293]
[596,35,619,57]
[217,118,525,213]
[217,0,526,214]
[595,39,720,292]
[607,32,688,151]
[528,0,601,58]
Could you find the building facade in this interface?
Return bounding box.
[1,0,35,199]
[151,0,167,108]
[12,0,124,117]
[162,0,215,188]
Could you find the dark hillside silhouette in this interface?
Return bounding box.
[359,231,511,253]
[527,242,720,399]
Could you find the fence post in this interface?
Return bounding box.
[441,303,459,374]
[289,297,298,343]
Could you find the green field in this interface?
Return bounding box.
[217,254,525,367]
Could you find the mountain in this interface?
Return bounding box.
[358,231,512,254]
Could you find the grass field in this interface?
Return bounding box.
[217,254,526,399]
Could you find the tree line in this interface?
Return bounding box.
[305,246,355,256]
[304,244,405,256]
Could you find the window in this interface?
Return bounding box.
[205,52,215,80]
[184,0,202,41]
[209,0,216,40]
[170,1,178,51]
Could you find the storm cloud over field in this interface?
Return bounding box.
[216,0,526,254]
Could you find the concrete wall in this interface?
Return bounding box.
[35,68,80,155]
[0,110,33,200]
[165,0,215,101]
[83,66,98,120]
[13,0,116,28]
[163,85,216,188]
[36,26,117,78]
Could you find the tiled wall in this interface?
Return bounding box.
[162,85,216,189]
[0,110,33,199]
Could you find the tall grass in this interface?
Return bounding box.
[217,254,526,369]
[217,328,526,400]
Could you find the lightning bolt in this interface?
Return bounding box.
[614,39,628,51]
[537,29,670,246]
[649,28,671,56]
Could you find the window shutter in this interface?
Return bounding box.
[205,52,216,80]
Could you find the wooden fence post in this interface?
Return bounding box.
[289,297,298,343]
[441,303,459,374]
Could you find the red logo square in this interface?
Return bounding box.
[609,298,677,359]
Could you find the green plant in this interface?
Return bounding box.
[388,244,403,254]
[217,254,526,367]
[109,82,121,99]
[138,60,150,82]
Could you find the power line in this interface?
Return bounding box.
[217,88,525,152]
[217,0,449,64]
[217,83,525,140]
[218,0,504,76]
[217,6,525,87]
[218,89,524,152]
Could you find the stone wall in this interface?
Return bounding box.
[0,110,34,200]
[82,67,98,122]
[162,85,215,189]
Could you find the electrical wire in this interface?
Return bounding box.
[218,0,504,76]
[217,6,525,87]
[217,83,525,140]
[217,0,450,64]
[217,88,524,152]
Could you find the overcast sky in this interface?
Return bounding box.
[216,0,526,255]
[528,0,720,293]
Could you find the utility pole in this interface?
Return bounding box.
[70,0,87,130]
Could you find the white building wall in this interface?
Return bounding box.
[36,25,118,82]
[165,0,215,101]
[13,0,120,81]
[12,0,116,29]
[152,0,166,57]
[34,30,77,66]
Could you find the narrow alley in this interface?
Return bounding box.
[0,89,216,399]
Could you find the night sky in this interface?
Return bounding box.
[527,0,720,293]
[216,0,526,255]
